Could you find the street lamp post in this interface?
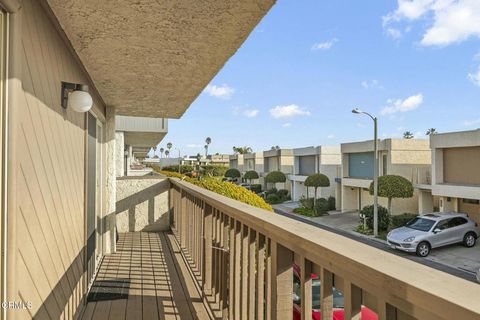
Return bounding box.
[174,148,181,174]
[352,108,379,237]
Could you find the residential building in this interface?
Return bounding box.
[416,129,480,223]
[243,152,265,186]
[288,146,341,207]
[229,153,245,172]
[341,139,431,214]
[263,148,294,191]
[209,153,230,166]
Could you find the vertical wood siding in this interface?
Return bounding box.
[11,0,106,318]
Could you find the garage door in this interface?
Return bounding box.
[459,198,480,224]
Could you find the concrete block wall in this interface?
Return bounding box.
[116,176,170,232]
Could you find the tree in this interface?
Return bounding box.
[232,146,253,154]
[225,168,241,179]
[369,175,414,215]
[153,146,157,157]
[304,173,330,208]
[265,171,286,190]
[165,150,170,158]
[271,145,280,150]
[426,128,437,135]
[244,170,259,184]
[403,131,414,139]
[167,142,173,152]
[159,147,165,158]
[205,137,211,157]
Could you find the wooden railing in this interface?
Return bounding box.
[168,178,480,320]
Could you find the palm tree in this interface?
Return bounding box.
[403,131,414,139]
[159,147,164,158]
[233,146,253,154]
[152,146,157,157]
[165,150,170,158]
[167,142,172,152]
[426,128,437,135]
[205,137,211,157]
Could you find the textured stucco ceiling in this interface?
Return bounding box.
[46,0,275,118]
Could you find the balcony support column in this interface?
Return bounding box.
[270,241,293,319]
[104,106,117,254]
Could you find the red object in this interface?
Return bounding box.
[292,264,378,320]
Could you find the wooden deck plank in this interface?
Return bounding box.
[81,231,212,320]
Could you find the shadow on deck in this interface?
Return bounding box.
[81,232,211,320]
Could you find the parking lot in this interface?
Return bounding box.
[274,202,480,282]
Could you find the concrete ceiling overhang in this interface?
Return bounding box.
[46,0,276,118]
[125,132,168,148]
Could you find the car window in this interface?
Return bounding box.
[435,219,451,230]
[449,217,468,227]
[406,217,435,232]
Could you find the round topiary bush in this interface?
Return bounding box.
[265,171,286,189]
[244,170,259,183]
[361,205,390,231]
[225,168,241,178]
[369,175,413,215]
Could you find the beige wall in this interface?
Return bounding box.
[7,1,108,318]
[443,147,480,185]
[116,177,170,232]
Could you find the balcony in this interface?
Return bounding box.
[84,177,480,320]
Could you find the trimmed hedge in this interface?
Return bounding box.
[265,171,286,183]
[225,168,241,178]
[327,196,336,211]
[244,170,259,182]
[155,168,273,212]
[162,165,194,173]
[251,184,262,194]
[361,205,390,231]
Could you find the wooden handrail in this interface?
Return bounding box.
[169,178,480,320]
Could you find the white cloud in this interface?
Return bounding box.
[384,0,480,46]
[311,38,338,51]
[327,134,335,139]
[270,104,311,119]
[463,118,480,126]
[243,109,259,118]
[381,93,424,115]
[386,28,403,39]
[204,84,234,99]
[468,66,480,86]
[361,79,381,89]
[282,123,292,127]
[186,144,202,148]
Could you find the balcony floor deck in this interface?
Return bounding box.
[81,232,211,320]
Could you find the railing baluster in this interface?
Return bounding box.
[318,265,333,320]
[221,213,229,319]
[202,203,213,295]
[256,232,265,320]
[269,241,293,319]
[294,254,312,320]
[228,217,235,320]
[248,229,256,320]
[344,281,362,320]
[234,221,242,320]
[265,238,272,320]
[241,224,249,319]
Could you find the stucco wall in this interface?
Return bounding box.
[116,177,170,232]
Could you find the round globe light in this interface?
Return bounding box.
[68,90,93,113]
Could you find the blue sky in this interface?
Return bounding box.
[157,0,480,157]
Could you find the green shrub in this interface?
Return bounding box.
[162,165,194,173]
[293,207,319,217]
[201,165,228,177]
[244,170,259,182]
[225,168,241,178]
[369,175,414,214]
[155,169,273,212]
[251,184,262,194]
[314,198,329,215]
[361,205,390,231]
[266,188,278,195]
[277,189,289,197]
[327,196,336,211]
[266,194,281,204]
[265,171,286,183]
[390,213,418,228]
[299,196,314,210]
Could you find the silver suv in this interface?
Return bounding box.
[387,212,480,257]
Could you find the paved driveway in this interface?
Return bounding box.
[273,204,480,282]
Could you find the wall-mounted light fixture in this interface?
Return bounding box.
[61,81,93,113]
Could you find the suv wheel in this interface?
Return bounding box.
[416,242,430,257]
[463,232,476,248]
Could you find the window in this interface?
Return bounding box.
[435,219,452,230]
[449,217,468,227]
[463,198,480,205]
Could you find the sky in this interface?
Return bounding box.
[155,0,480,157]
